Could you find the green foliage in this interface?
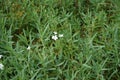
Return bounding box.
[0,0,120,80]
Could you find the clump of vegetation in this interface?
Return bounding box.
[0,0,120,80]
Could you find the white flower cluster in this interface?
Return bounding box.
[52,31,64,41]
[0,55,4,70]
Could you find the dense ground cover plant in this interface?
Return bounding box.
[0,0,120,80]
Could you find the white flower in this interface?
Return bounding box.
[0,55,3,59]
[0,63,4,70]
[58,34,64,38]
[53,31,57,35]
[27,46,31,50]
[52,35,58,41]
